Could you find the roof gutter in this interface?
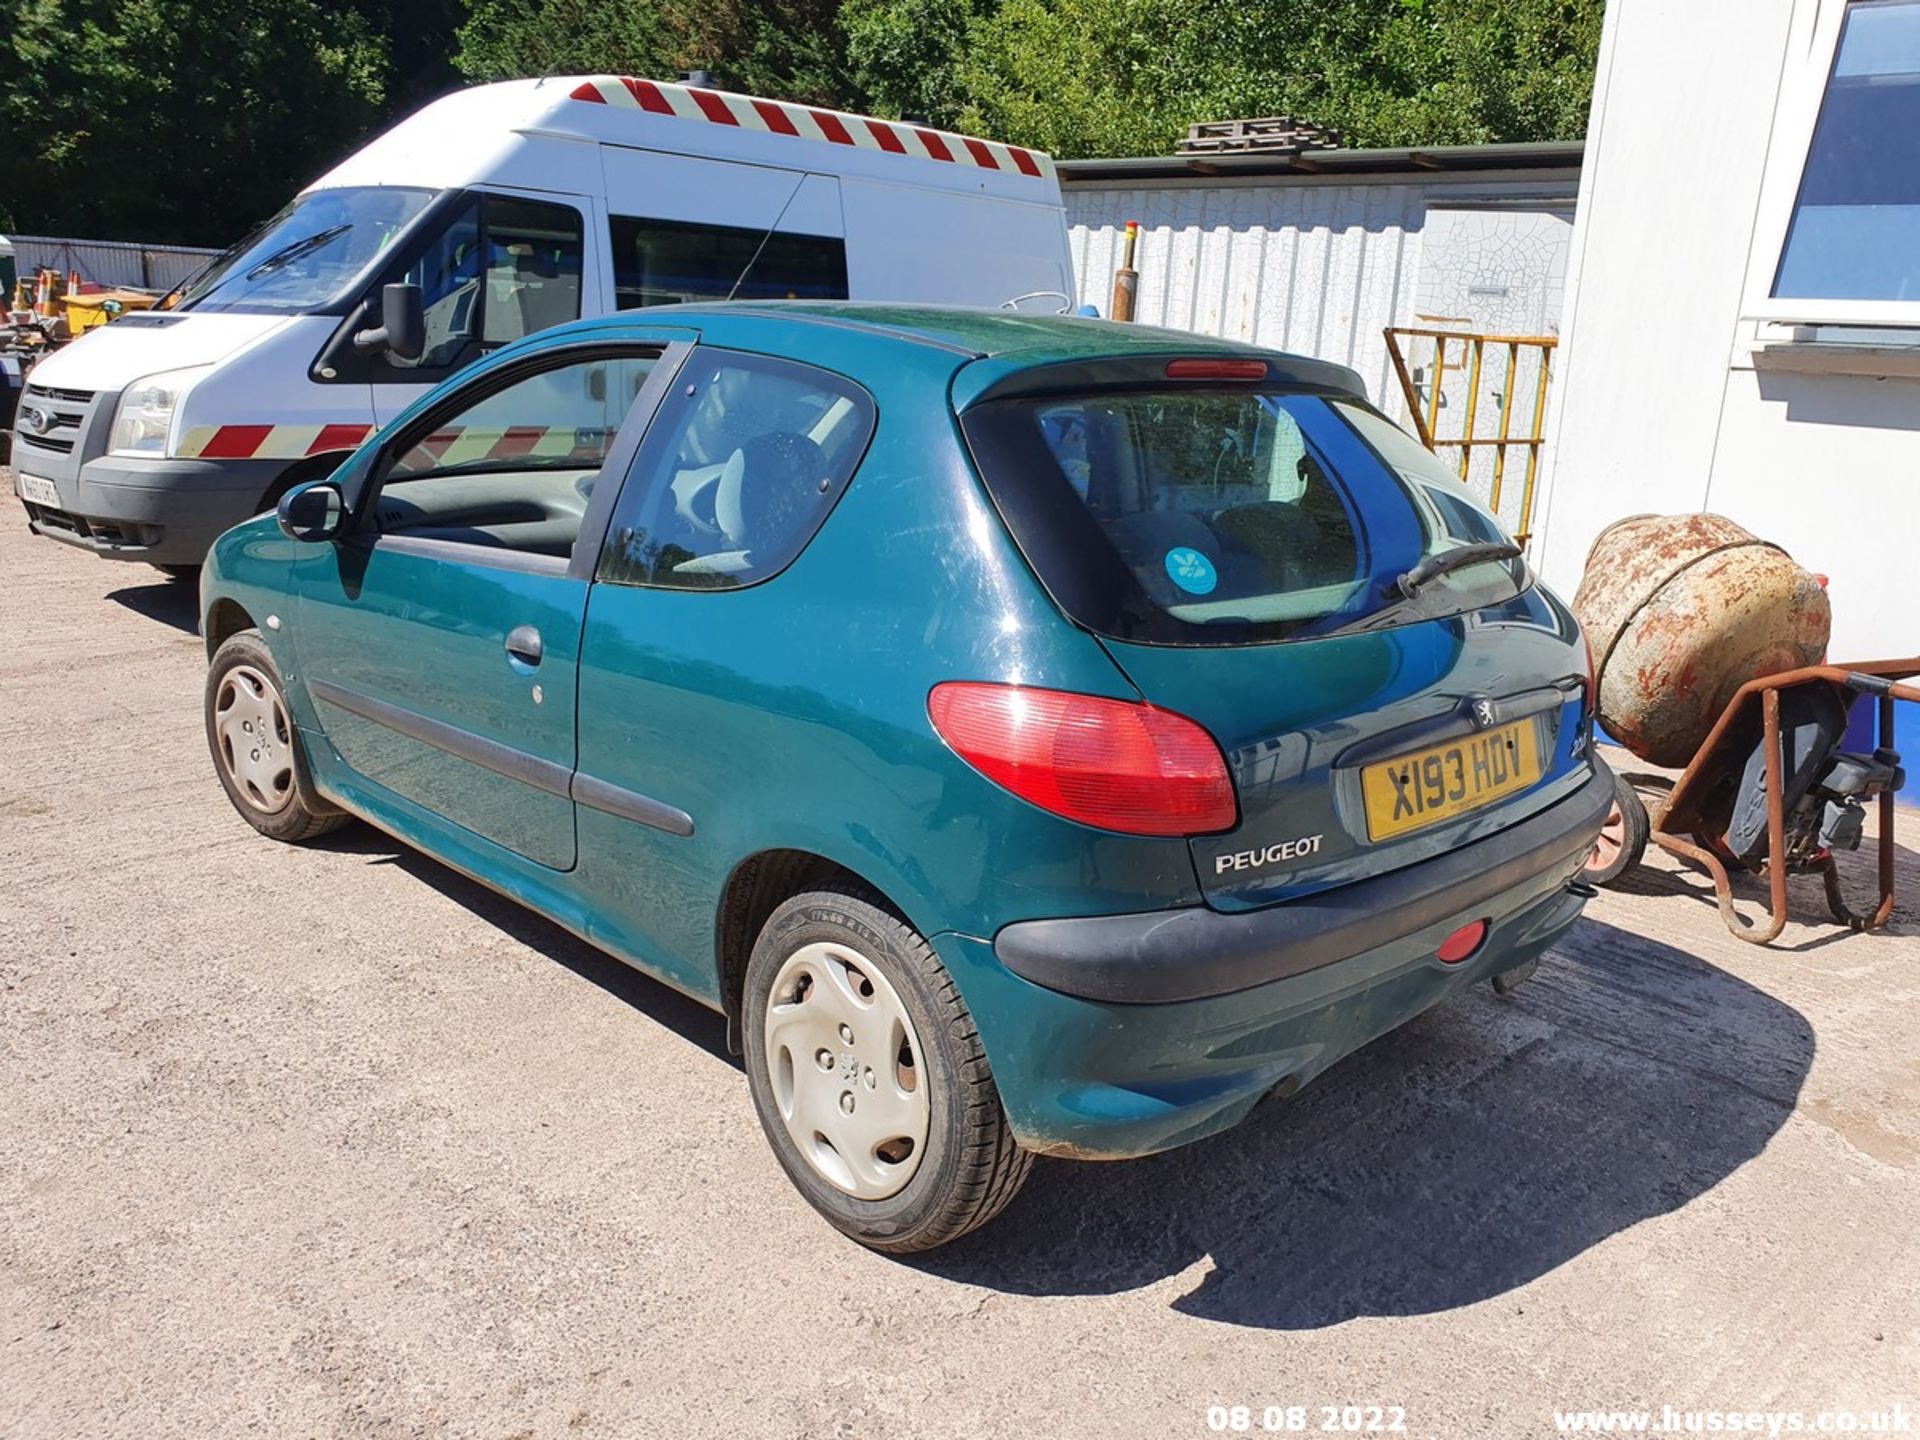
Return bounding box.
[1055,140,1585,185]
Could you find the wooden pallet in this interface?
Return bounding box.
[1177,116,1342,156]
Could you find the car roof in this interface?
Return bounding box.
[538,302,1369,400]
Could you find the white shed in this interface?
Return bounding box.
[1532,0,1920,665]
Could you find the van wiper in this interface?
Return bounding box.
[246,224,352,280]
[1390,541,1522,599]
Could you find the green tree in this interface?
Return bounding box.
[0,0,390,247]
[456,0,856,109]
[946,0,1603,158]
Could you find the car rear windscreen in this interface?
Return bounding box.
[959,386,1527,647]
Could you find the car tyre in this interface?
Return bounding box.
[205,629,350,844]
[151,563,200,582]
[1579,766,1649,888]
[743,887,1032,1253]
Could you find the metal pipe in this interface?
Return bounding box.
[1517,343,1554,546]
[1110,220,1139,322]
[1489,342,1519,513]
[1424,335,1447,442]
[1458,338,1485,482]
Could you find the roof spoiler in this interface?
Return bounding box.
[960,352,1368,406]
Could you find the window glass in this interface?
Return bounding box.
[386,196,584,372]
[1773,0,1920,301]
[376,352,657,558]
[397,201,482,370]
[176,186,435,314]
[609,215,848,309]
[600,350,873,589]
[483,199,586,343]
[961,389,1523,647]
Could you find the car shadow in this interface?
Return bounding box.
[314,827,737,1068]
[914,915,1813,1330]
[106,575,200,635]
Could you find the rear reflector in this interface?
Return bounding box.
[1164,358,1268,381]
[928,682,1236,837]
[1436,919,1488,964]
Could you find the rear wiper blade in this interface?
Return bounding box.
[246,223,351,280]
[1390,541,1523,599]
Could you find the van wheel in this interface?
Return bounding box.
[205,629,350,844]
[1579,768,1649,888]
[742,888,1032,1253]
[151,563,199,582]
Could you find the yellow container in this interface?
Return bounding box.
[64,288,158,333]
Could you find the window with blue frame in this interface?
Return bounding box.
[1773,0,1920,301]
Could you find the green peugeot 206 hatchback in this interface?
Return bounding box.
[198,303,1609,1252]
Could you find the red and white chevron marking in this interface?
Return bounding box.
[568,76,1056,183]
[397,425,613,469]
[177,423,375,461]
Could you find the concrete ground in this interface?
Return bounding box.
[2,503,1916,1440]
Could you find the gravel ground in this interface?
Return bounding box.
[2,501,1917,1440]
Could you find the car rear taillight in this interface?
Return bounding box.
[927,682,1237,837]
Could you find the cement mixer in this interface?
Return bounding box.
[1569,513,1915,944]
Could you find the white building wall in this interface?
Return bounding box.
[1064,174,1578,411]
[1531,0,1919,660]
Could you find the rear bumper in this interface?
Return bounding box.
[995,762,1612,1003]
[943,765,1609,1160]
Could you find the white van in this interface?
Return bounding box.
[11,76,1074,572]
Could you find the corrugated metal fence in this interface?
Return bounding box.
[10,234,220,292]
[1067,182,1432,407]
[1063,178,1575,411]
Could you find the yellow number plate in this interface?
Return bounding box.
[1360,720,1541,841]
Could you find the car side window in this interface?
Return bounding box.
[369,350,658,561]
[384,195,585,374]
[598,349,874,589]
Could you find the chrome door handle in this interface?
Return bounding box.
[504,624,544,667]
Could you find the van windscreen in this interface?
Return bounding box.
[959,387,1527,646]
[175,186,436,315]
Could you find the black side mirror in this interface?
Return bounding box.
[277,480,346,543]
[352,282,425,362]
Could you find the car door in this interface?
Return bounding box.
[291,336,693,870]
[568,347,877,989]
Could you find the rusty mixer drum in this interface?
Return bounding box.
[1571,514,1830,768]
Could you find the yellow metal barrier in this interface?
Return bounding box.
[1383,326,1557,547]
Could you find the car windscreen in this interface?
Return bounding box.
[175,186,437,314]
[959,386,1527,646]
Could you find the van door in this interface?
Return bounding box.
[369,190,592,426]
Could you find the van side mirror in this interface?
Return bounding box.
[352,282,425,362]
[277,480,346,543]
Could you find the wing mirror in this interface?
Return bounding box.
[277,480,346,542]
[352,282,425,362]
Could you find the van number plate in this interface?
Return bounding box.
[1360,721,1541,841]
[16,473,58,506]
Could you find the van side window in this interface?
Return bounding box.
[387,196,585,373]
[608,215,848,308]
[370,351,657,560]
[599,349,873,589]
[483,198,585,344]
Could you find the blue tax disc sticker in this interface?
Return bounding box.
[1165,546,1218,595]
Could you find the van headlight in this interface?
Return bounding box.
[109,366,208,457]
